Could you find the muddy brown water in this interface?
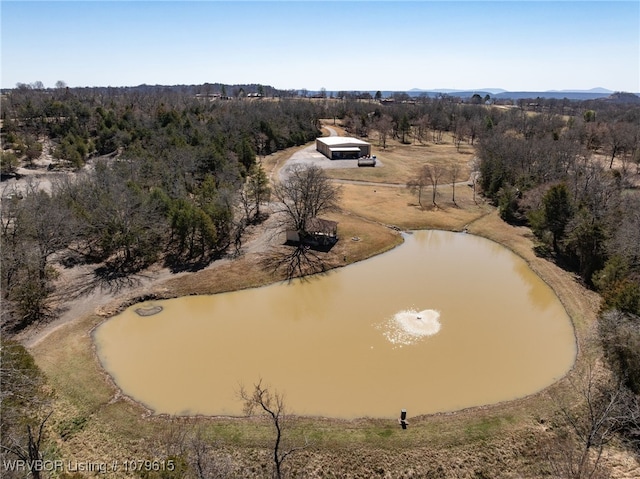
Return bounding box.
[94,230,576,419]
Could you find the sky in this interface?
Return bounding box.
[1,1,639,92]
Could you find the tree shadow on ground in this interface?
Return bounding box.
[260,241,337,281]
[54,262,154,303]
[284,236,338,253]
[163,253,217,274]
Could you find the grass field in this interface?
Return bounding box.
[26,125,637,478]
[324,132,475,185]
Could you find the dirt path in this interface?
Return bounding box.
[332,178,472,188]
[0,145,112,202]
[324,126,338,137]
[20,264,182,349]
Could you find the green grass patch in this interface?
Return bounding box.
[463,415,514,442]
[57,415,88,440]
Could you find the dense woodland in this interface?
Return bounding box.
[1,83,639,475]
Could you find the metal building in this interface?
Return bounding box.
[316,137,371,160]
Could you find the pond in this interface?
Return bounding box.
[93,230,576,419]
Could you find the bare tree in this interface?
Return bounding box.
[607,195,640,271]
[272,164,340,236]
[189,425,233,479]
[605,122,631,169]
[546,363,627,479]
[261,164,341,280]
[153,420,233,478]
[449,162,461,206]
[452,117,467,152]
[470,156,481,204]
[407,163,445,208]
[424,163,445,207]
[413,115,430,144]
[468,116,482,146]
[240,380,307,479]
[255,132,269,162]
[407,168,429,208]
[22,180,73,283]
[373,114,393,149]
[616,122,640,175]
[1,179,74,329]
[1,414,53,479]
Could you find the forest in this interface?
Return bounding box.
[1,83,639,476]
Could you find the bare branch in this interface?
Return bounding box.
[548,362,628,478]
[272,164,340,233]
[239,380,307,479]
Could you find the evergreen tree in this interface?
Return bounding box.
[543,183,573,252]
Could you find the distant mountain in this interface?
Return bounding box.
[406,88,620,100]
[409,88,505,95]
[409,88,460,94]
[480,88,508,95]
[548,87,613,94]
[493,91,614,100]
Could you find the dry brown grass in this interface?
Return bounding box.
[324,132,476,185]
[339,182,492,231]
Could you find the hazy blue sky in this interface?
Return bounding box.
[1,1,639,92]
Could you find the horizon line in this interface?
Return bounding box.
[4,83,638,95]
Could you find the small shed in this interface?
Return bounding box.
[307,218,338,241]
[286,218,339,247]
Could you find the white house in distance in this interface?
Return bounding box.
[316,136,371,160]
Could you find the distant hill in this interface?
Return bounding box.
[604,91,640,104]
[490,90,640,102]
[493,91,612,101]
[543,87,612,94]
[383,88,633,101]
[409,87,506,95]
[8,83,636,103]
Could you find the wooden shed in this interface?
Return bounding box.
[286,218,338,247]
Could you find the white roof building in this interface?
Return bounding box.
[316,137,371,160]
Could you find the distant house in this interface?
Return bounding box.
[286,217,338,248]
[316,137,371,160]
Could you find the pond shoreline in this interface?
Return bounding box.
[93,229,576,420]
